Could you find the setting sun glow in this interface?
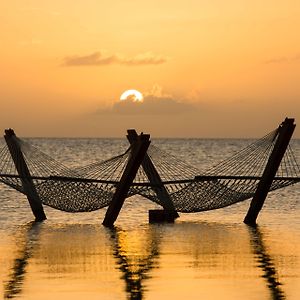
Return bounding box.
[120,90,144,102]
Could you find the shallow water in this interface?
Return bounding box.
[0,138,299,299]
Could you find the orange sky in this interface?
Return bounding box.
[0,1,300,138]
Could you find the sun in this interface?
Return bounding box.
[120,89,143,102]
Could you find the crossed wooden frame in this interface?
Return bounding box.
[3,118,296,227]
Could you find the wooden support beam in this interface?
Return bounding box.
[102,132,151,227]
[244,118,296,225]
[127,129,179,221]
[4,129,46,221]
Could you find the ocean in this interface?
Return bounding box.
[0,138,299,299]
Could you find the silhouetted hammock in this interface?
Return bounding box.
[0,118,299,226]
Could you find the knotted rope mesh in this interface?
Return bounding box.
[0,143,23,192]
[168,129,300,212]
[0,137,131,212]
[0,126,299,213]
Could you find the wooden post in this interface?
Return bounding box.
[4,129,46,221]
[102,132,151,227]
[127,129,179,221]
[244,118,295,225]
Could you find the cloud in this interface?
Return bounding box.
[95,85,197,116]
[120,52,167,65]
[264,57,289,64]
[96,87,195,116]
[63,52,115,66]
[114,96,194,115]
[264,54,300,64]
[63,51,167,66]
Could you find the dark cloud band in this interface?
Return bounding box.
[97,95,195,115]
[63,51,167,66]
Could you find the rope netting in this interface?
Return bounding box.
[0,126,299,213]
[167,129,300,212]
[127,144,200,207]
[0,137,132,212]
[0,142,23,192]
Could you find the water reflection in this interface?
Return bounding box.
[248,226,285,300]
[4,222,41,299]
[1,221,296,299]
[109,226,160,300]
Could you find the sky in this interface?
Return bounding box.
[0,1,300,138]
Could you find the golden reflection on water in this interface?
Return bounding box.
[248,226,285,300]
[3,222,40,299]
[1,222,298,300]
[110,227,160,300]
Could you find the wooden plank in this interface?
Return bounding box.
[102,132,150,227]
[127,129,179,221]
[244,118,296,225]
[4,129,46,221]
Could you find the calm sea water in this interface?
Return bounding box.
[0,138,299,300]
